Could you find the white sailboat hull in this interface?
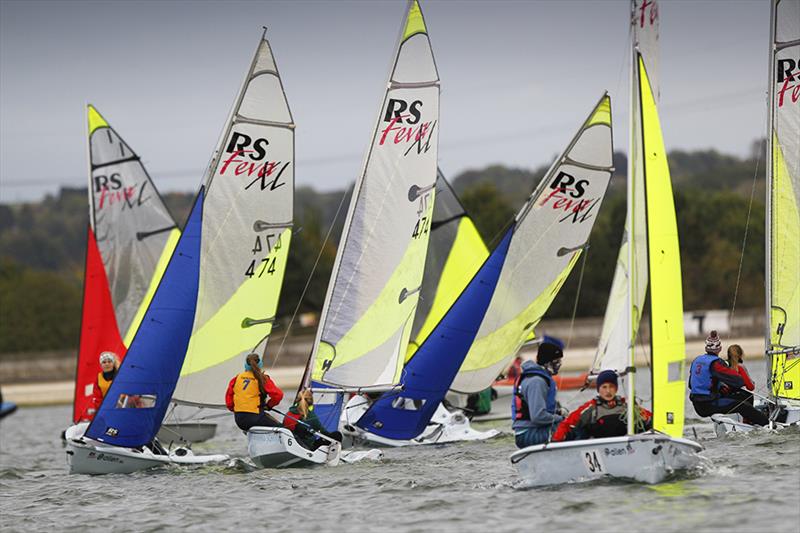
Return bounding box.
[247,427,383,469]
[341,398,500,447]
[711,401,800,437]
[65,424,228,475]
[510,432,703,487]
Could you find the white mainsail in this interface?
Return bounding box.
[592,0,660,375]
[766,0,800,401]
[173,32,295,406]
[451,94,615,394]
[307,0,440,389]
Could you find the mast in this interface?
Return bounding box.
[764,0,776,402]
[626,0,637,436]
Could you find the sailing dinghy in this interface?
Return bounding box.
[511,1,703,486]
[66,191,229,474]
[712,0,800,436]
[70,106,216,444]
[250,0,439,463]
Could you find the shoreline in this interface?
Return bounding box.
[2,337,765,407]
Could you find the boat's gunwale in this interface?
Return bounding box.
[509,431,703,464]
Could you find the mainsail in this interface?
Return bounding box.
[172,32,295,407]
[305,0,439,429]
[406,170,488,361]
[766,0,800,401]
[358,95,615,439]
[74,106,179,423]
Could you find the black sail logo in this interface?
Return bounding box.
[218,131,290,191]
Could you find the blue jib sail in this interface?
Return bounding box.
[355,228,513,440]
[85,189,204,448]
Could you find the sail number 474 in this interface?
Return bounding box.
[582,449,605,475]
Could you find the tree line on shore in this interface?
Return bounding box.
[0,143,765,354]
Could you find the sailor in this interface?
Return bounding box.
[225,353,285,431]
[283,388,343,451]
[688,331,768,426]
[551,369,652,442]
[511,339,567,448]
[85,351,119,420]
[727,344,755,392]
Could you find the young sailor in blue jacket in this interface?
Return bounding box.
[511,338,567,448]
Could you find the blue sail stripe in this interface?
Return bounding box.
[85,189,204,448]
[355,227,514,440]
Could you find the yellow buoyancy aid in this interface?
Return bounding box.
[96,371,114,398]
[233,371,263,414]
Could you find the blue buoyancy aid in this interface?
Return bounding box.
[689,353,719,398]
[512,364,557,421]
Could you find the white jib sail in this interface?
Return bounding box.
[592,0,660,374]
[451,94,615,393]
[173,33,295,406]
[308,0,440,389]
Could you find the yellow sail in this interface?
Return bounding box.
[767,0,800,401]
[639,56,686,437]
[769,133,800,400]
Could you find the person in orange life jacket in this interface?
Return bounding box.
[225,353,284,431]
[552,370,652,442]
[86,351,119,419]
[283,388,343,451]
[689,331,768,426]
[511,338,570,448]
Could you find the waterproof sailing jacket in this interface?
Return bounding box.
[735,365,755,391]
[511,361,562,431]
[688,353,744,402]
[225,371,284,414]
[552,396,652,441]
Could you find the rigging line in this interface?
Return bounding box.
[727,138,762,341]
[269,186,350,368]
[565,244,590,351]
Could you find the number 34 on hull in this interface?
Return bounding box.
[509,432,703,487]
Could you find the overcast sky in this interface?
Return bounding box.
[0,0,769,203]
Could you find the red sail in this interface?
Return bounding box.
[72,227,127,423]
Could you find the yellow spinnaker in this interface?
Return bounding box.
[639,56,686,437]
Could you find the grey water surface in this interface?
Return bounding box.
[1,365,798,532]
